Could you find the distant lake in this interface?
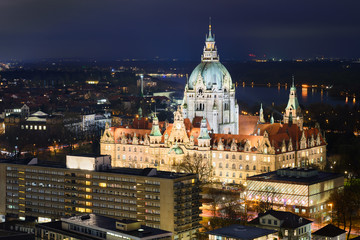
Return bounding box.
[163,77,356,107]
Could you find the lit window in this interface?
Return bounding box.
[246,155,249,160]
[43,126,46,130]
[253,156,256,161]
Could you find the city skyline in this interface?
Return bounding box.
[1,0,360,61]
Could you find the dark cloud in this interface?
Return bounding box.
[0,0,359,60]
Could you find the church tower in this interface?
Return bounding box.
[182,20,239,134]
[283,76,303,130]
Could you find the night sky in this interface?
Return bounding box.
[1,0,360,61]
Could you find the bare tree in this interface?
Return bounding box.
[329,181,360,239]
[175,153,213,185]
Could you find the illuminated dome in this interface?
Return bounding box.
[188,61,232,90]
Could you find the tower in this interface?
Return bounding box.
[182,20,239,134]
[197,117,211,147]
[283,76,303,130]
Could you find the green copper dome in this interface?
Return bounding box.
[168,145,184,155]
[188,62,232,90]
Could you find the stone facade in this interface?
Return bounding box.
[181,23,239,134]
[100,25,327,185]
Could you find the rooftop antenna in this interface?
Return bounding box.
[292,75,295,88]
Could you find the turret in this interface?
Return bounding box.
[270,113,274,124]
[283,76,303,129]
[259,103,265,123]
[150,114,162,144]
[198,117,211,148]
[201,17,219,62]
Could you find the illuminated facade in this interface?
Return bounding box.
[101,107,327,185]
[246,168,344,217]
[100,26,327,185]
[182,23,239,134]
[0,158,201,240]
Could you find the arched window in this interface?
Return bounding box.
[134,148,137,152]
[232,172,235,177]
[232,155,235,159]
[246,165,249,171]
[226,154,229,159]
[239,155,242,160]
[219,163,223,168]
[134,156,137,161]
[226,172,229,177]
[225,163,228,168]
[239,164,243,170]
[232,164,236,169]
[253,165,256,170]
[123,147,125,151]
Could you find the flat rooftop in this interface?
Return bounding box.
[247,168,343,185]
[1,159,195,179]
[207,225,277,240]
[60,214,172,239]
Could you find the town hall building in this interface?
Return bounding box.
[100,24,326,185]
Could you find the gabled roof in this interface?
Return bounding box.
[249,210,312,229]
[312,224,346,237]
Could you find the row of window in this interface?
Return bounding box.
[21,125,47,130]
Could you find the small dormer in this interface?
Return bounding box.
[300,131,307,149]
[310,134,315,147]
[288,137,293,151]
[132,133,139,145]
[244,140,251,152]
[121,132,127,144]
[281,139,287,153]
[316,133,321,146]
[143,133,150,146]
[217,138,224,151]
[230,139,237,151]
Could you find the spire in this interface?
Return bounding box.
[259,103,265,123]
[291,75,296,90]
[208,17,212,39]
[270,113,274,124]
[202,19,218,62]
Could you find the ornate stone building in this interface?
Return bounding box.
[182,23,239,134]
[100,25,326,185]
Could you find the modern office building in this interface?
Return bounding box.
[35,214,172,240]
[248,210,312,240]
[0,155,201,240]
[246,168,344,217]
